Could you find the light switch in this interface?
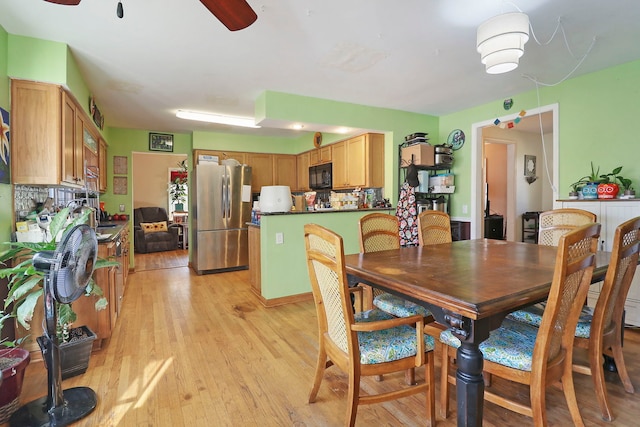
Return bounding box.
[275,232,284,244]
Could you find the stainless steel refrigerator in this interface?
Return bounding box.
[192,162,252,273]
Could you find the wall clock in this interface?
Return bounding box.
[447,129,465,151]
[313,132,323,148]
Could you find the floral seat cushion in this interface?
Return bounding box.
[373,293,432,318]
[506,303,593,338]
[355,309,435,365]
[440,319,540,371]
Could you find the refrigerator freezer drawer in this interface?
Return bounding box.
[194,228,249,273]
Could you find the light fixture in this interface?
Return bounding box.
[477,12,529,74]
[292,124,304,130]
[176,110,261,128]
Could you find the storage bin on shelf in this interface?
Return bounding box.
[400,143,434,167]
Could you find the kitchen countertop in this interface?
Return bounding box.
[259,207,393,216]
[95,221,129,242]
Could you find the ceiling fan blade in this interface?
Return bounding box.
[44,0,82,5]
[199,0,257,31]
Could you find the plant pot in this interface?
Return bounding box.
[568,191,579,200]
[581,182,599,199]
[597,183,619,199]
[0,347,30,423]
[174,203,184,212]
[37,325,97,380]
[624,190,636,198]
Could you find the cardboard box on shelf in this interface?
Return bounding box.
[401,143,434,167]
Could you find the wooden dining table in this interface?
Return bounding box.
[344,238,610,427]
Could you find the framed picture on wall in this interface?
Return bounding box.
[149,133,174,152]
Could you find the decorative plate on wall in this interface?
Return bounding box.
[447,129,465,150]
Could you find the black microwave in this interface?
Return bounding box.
[309,163,332,190]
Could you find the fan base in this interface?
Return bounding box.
[9,387,97,427]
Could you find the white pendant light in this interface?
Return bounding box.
[477,12,529,74]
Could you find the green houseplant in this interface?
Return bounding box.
[169,160,188,211]
[0,207,118,344]
[0,208,114,420]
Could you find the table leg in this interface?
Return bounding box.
[456,342,485,427]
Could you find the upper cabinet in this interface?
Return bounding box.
[11,79,106,189]
[98,138,107,193]
[273,154,297,190]
[296,152,310,191]
[310,146,331,165]
[332,133,384,189]
[246,153,274,192]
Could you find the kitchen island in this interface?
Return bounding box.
[249,208,393,306]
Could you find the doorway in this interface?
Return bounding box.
[471,104,558,240]
[132,151,189,271]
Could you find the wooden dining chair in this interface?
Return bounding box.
[358,213,431,318]
[304,223,436,427]
[507,216,640,421]
[438,223,601,426]
[417,210,452,247]
[358,212,433,385]
[537,208,597,246]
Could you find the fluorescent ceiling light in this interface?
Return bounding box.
[176,110,260,128]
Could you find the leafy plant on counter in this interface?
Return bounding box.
[0,207,118,346]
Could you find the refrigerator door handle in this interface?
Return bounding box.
[225,172,231,218]
[221,169,227,219]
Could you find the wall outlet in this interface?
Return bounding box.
[119,204,125,212]
[275,232,284,244]
[462,204,468,214]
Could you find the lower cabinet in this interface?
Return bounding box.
[560,200,640,326]
[248,225,261,295]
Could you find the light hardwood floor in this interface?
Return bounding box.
[11,249,640,426]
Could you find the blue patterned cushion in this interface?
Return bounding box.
[374,293,432,318]
[506,303,593,339]
[440,319,540,371]
[354,310,435,364]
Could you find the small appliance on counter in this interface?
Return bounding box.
[259,186,292,213]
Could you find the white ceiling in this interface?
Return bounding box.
[1,0,639,138]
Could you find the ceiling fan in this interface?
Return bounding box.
[44,0,258,31]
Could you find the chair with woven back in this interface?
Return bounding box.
[537,208,597,246]
[417,210,452,247]
[358,212,433,386]
[438,222,601,426]
[304,223,436,427]
[507,216,640,421]
[358,213,432,319]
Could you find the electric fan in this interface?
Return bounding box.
[10,224,99,427]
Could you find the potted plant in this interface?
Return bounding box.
[568,181,583,199]
[0,208,118,382]
[574,162,604,199]
[597,166,626,199]
[169,160,188,212]
[0,311,30,423]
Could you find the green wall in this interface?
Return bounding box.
[439,58,640,219]
[0,26,10,244]
[259,210,393,300]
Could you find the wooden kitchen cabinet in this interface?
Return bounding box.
[98,138,107,192]
[11,79,95,187]
[296,151,310,191]
[248,225,261,296]
[310,146,332,165]
[273,154,297,189]
[332,133,384,189]
[246,153,274,192]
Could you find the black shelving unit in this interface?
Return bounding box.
[398,143,453,215]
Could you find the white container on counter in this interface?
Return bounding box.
[259,186,292,213]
